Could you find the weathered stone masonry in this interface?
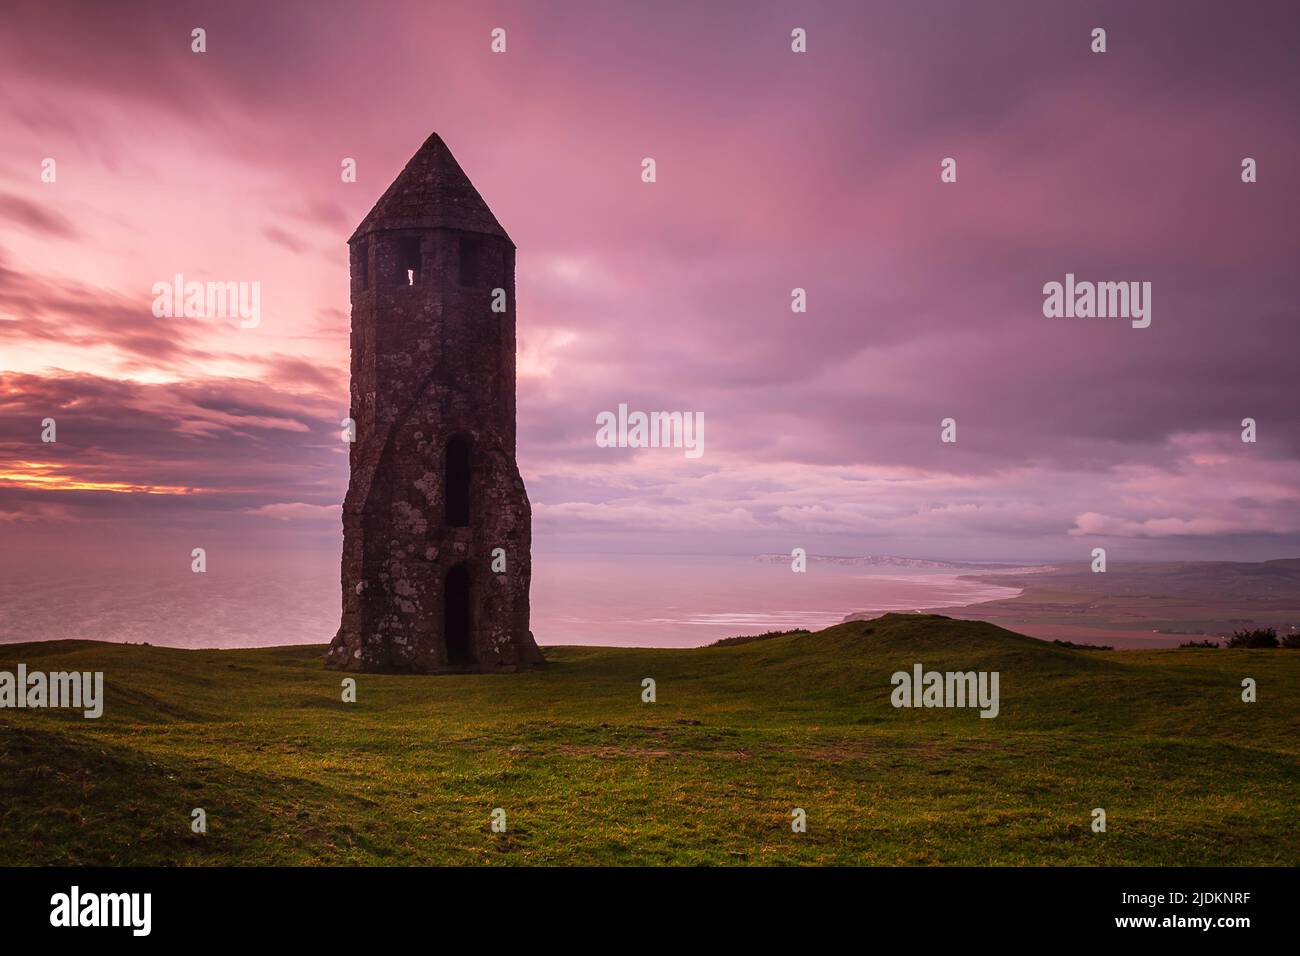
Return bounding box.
[326,133,543,673]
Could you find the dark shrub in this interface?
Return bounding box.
[1179,639,1221,648]
[709,628,811,648]
[1225,627,1279,648]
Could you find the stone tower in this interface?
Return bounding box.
[326,133,543,673]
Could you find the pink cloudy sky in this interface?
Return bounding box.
[1,0,1298,566]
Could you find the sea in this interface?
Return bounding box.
[0,551,1023,649]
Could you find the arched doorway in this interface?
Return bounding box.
[444,563,473,665]
[445,435,472,527]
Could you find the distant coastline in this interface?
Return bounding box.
[843,558,1300,649]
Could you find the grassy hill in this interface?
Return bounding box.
[1,613,1296,865]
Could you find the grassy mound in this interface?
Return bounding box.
[1,614,1296,865]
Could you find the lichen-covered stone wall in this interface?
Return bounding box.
[327,219,541,673]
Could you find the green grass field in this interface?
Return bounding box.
[1,614,1296,866]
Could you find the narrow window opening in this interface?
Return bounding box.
[445,436,472,527]
[458,236,480,287]
[397,236,421,286]
[355,239,370,291]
